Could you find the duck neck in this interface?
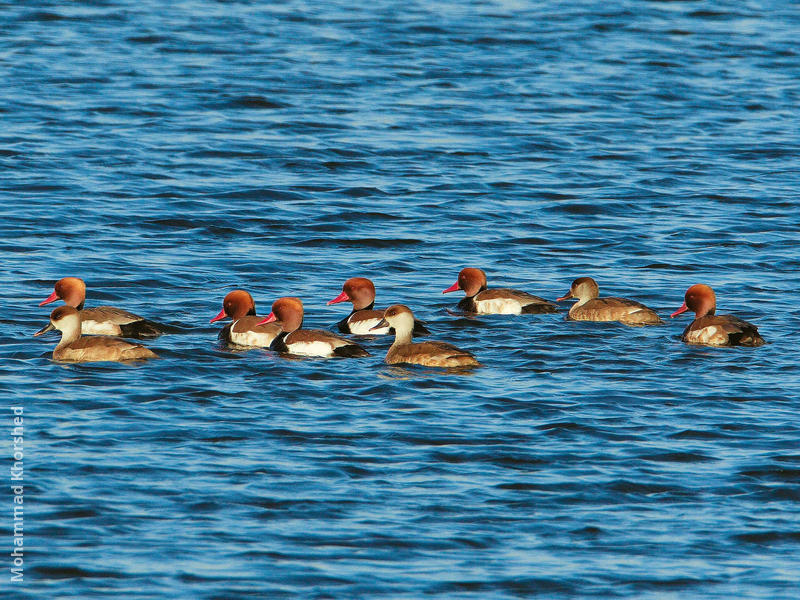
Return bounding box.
[464,284,486,299]
[349,301,374,318]
[391,323,413,347]
[57,319,82,347]
[281,315,302,333]
[572,294,591,308]
[64,290,85,310]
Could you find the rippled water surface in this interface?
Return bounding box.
[3,1,800,598]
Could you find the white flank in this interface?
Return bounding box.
[349,317,388,335]
[230,329,275,348]
[475,298,522,315]
[686,325,728,346]
[81,320,121,336]
[286,340,335,357]
[689,325,725,346]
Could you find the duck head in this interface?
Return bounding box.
[327,277,376,311]
[442,268,487,297]
[671,284,716,318]
[210,290,257,323]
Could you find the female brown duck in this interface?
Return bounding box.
[671,284,764,347]
[371,304,480,368]
[35,306,158,363]
[556,277,662,326]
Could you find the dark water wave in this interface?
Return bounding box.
[3,0,800,598]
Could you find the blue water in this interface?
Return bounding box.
[3,1,800,598]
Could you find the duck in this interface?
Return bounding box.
[210,290,282,347]
[442,267,557,314]
[327,277,430,335]
[34,306,158,362]
[257,297,369,358]
[39,277,165,338]
[671,284,765,347]
[556,277,662,326]
[372,304,480,368]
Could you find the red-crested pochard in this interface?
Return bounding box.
[34,306,158,362]
[258,297,369,358]
[372,304,480,368]
[556,277,662,326]
[39,277,164,338]
[210,290,282,347]
[442,268,557,315]
[671,284,765,347]
[327,277,430,336]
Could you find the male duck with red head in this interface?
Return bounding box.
[327,277,429,336]
[35,306,158,363]
[39,276,165,338]
[556,277,662,326]
[671,284,764,347]
[210,290,282,347]
[258,297,369,358]
[442,267,557,315]
[372,304,480,368]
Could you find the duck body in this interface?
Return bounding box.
[385,340,480,368]
[681,314,765,347]
[211,290,281,348]
[337,309,391,335]
[558,277,662,326]
[53,335,159,362]
[35,306,158,363]
[79,306,164,338]
[374,304,480,368]
[271,329,370,358]
[457,288,557,315]
[260,297,369,358]
[337,308,431,336]
[219,316,282,348]
[40,277,165,339]
[329,277,429,335]
[444,268,556,315]
[566,297,662,325]
[672,284,764,347]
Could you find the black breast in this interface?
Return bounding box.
[218,322,233,342]
[269,332,289,352]
[457,296,477,313]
